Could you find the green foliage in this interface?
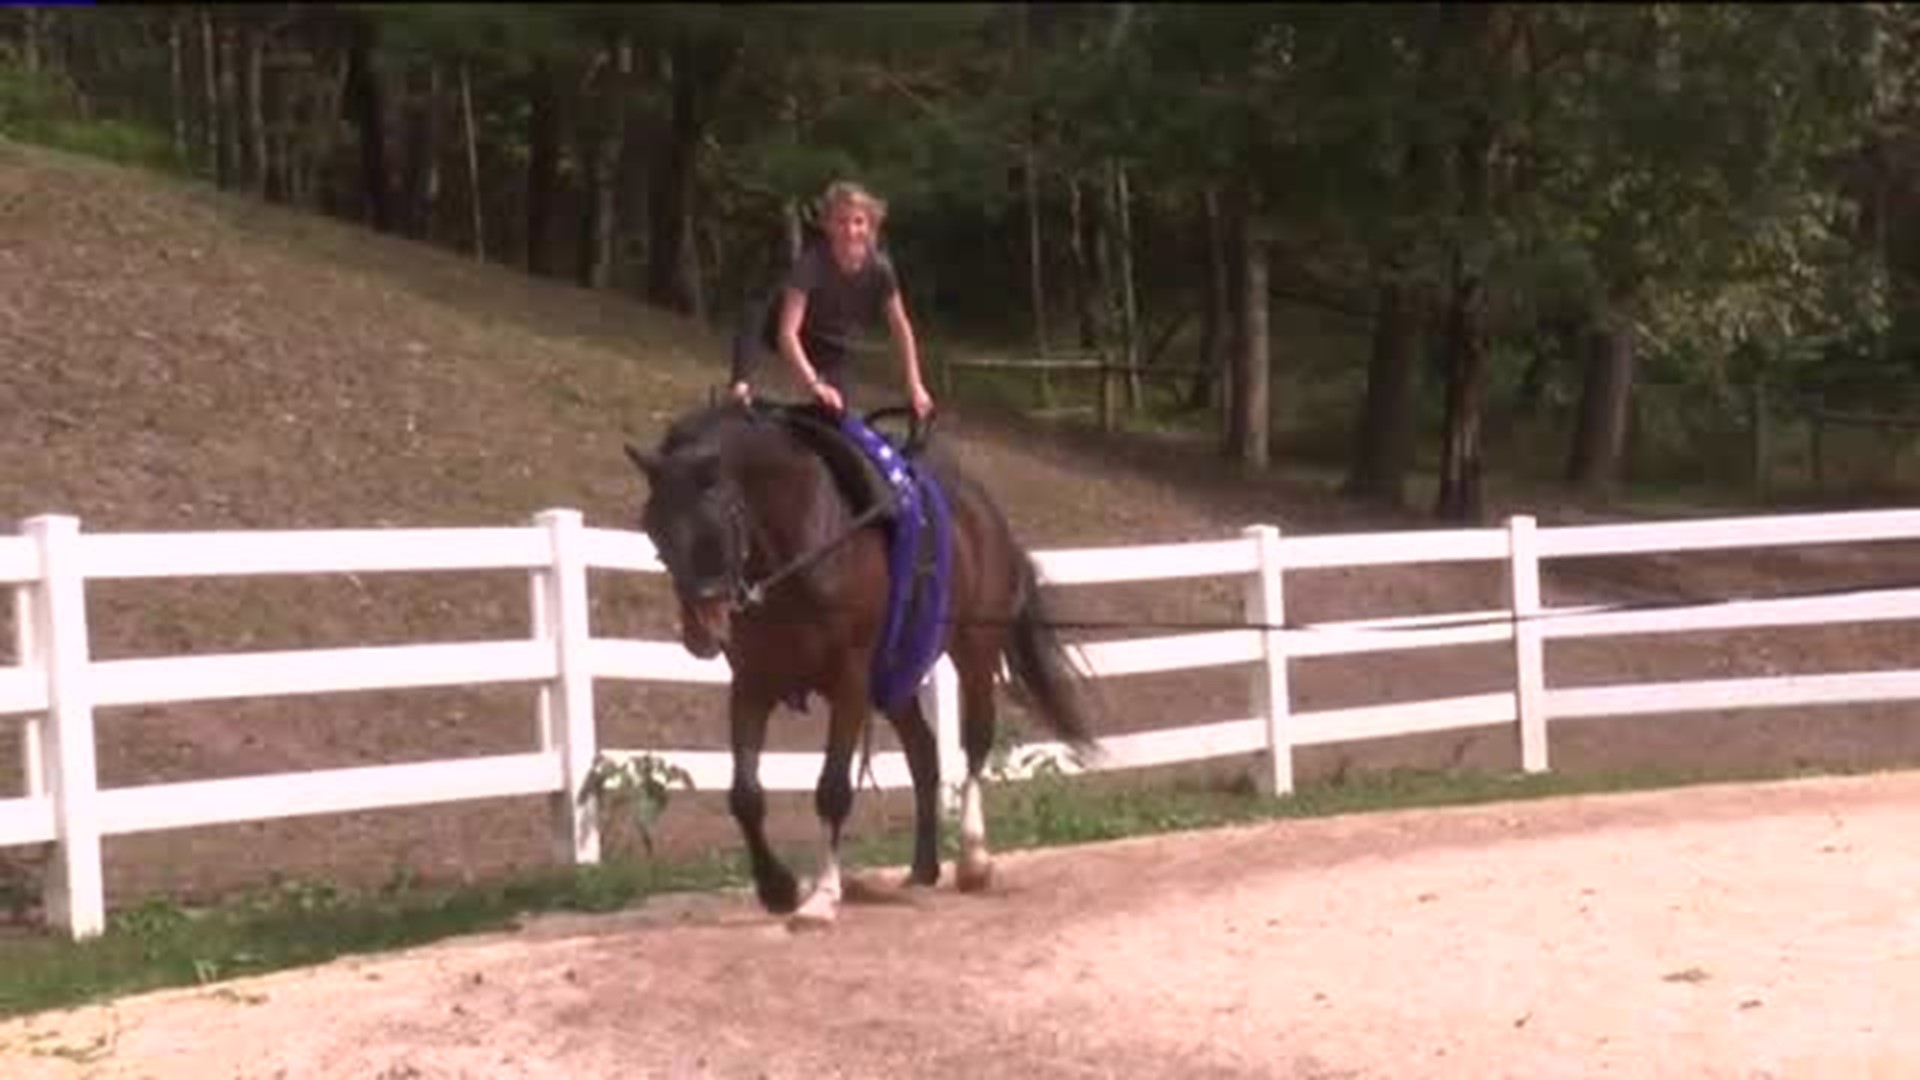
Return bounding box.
[12,1,1920,498]
[0,64,179,174]
[580,752,695,859]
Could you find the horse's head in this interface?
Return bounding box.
[624,437,748,661]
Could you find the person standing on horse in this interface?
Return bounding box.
[728,181,936,422]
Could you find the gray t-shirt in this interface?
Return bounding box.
[779,243,900,374]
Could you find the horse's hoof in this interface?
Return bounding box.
[786,894,839,932]
[757,870,801,915]
[956,854,994,894]
[904,863,941,889]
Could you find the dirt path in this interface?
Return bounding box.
[4,772,1918,1079]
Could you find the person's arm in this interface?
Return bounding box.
[885,290,934,417]
[777,286,843,411]
[776,287,816,386]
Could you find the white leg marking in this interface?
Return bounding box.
[961,774,986,851]
[957,773,993,893]
[792,823,842,926]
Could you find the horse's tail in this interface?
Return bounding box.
[1002,547,1098,754]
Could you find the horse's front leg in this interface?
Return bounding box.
[729,682,799,914]
[791,676,867,929]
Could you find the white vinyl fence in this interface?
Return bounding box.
[6,505,1920,940]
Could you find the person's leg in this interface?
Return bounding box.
[729,295,776,388]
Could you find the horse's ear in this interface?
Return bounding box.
[623,442,661,480]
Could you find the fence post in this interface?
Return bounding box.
[1243,525,1292,795]
[12,582,44,799]
[921,656,963,817]
[23,516,104,940]
[1506,514,1549,773]
[533,509,600,866]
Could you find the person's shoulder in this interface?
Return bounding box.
[786,242,831,289]
[867,248,901,290]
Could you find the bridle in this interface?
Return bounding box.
[665,402,935,615]
[730,490,899,611]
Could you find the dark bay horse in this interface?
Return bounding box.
[623,399,1095,927]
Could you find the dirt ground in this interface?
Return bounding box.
[3,771,1916,1080]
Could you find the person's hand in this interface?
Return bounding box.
[812,380,845,415]
[729,380,752,406]
[910,382,935,421]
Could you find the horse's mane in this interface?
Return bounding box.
[657,402,762,460]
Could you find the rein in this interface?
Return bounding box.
[723,402,932,614]
[730,489,901,612]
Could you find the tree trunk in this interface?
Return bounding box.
[1089,171,1117,428]
[169,11,188,164]
[460,60,484,262]
[645,46,691,309]
[246,26,268,200]
[1025,149,1052,402]
[586,41,629,290]
[1565,304,1638,494]
[402,63,441,241]
[219,27,242,191]
[344,17,391,233]
[781,90,804,265]
[1434,256,1490,521]
[422,64,442,241]
[23,8,50,76]
[524,59,560,277]
[647,37,733,313]
[784,199,804,263]
[1185,187,1232,414]
[1235,221,1271,470]
[1113,161,1142,412]
[285,56,308,207]
[1067,176,1097,350]
[1344,267,1424,505]
[1220,187,1250,458]
[682,202,707,324]
[271,68,293,205]
[298,52,351,213]
[1432,4,1500,523]
[201,9,222,186]
[1016,6,1051,404]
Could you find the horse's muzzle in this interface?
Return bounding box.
[677,590,733,660]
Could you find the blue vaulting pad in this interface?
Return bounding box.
[836,414,954,713]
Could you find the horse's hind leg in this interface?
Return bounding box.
[955,652,998,893]
[883,695,941,887]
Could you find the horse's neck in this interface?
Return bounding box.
[734,428,850,563]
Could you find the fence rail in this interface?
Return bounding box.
[6,504,1920,940]
[939,349,1210,433]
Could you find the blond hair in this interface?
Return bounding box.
[819,180,888,230]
